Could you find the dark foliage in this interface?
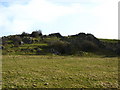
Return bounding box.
[21,32,29,37]
[49,40,71,54]
[12,36,22,47]
[49,33,62,38]
[22,37,33,44]
[2,37,8,45]
[80,40,98,52]
[1,31,119,56]
[30,30,42,37]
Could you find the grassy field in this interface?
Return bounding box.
[99,38,119,43]
[2,55,118,88]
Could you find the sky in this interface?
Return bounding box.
[0,0,119,39]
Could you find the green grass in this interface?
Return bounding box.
[2,55,118,88]
[99,39,119,43]
[20,43,48,47]
[2,43,49,55]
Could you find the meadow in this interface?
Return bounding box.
[2,55,118,88]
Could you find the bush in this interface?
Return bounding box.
[22,37,33,44]
[81,40,98,52]
[12,36,22,47]
[30,30,42,37]
[36,48,41,54]
[21,32,29,37]
[49,40,71,54]
[49,33,62,38]
[2,37,8,46]
[116,42,120,56]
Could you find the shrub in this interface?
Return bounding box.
[49,40,71,54]
[36,48,41,54]
[81,40,98,52]
[49,33,62,38]
[12,36,22,47]
[2,37,8,46]
[22,37,33,44]
[21,32,29,37]
[30,30,42,37]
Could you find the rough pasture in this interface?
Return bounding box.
[2,55,118,88]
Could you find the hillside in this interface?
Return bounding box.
[1,31,120,56]
[1,31,119,88]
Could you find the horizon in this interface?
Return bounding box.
[1,31,119,40]
[0,0,119,39]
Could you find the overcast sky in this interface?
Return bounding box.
[0,0,119,39]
